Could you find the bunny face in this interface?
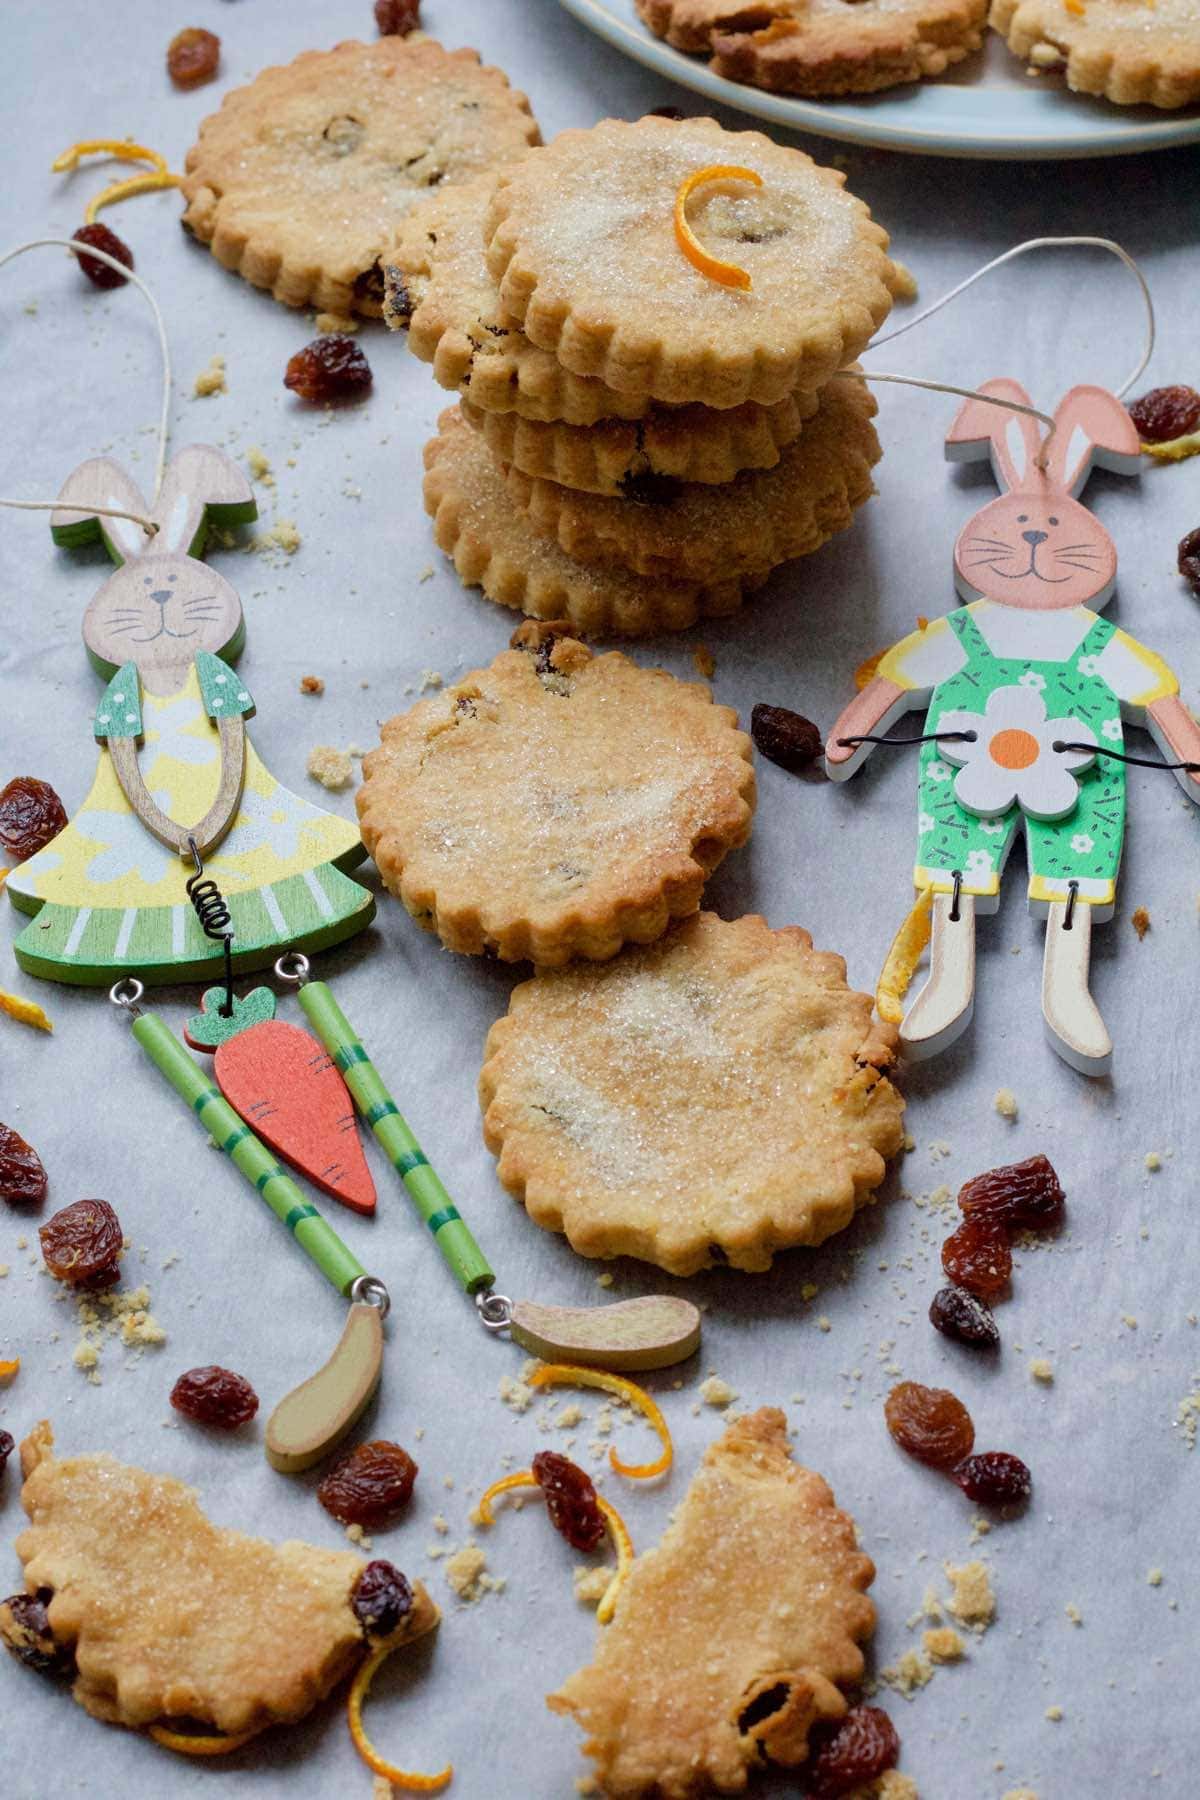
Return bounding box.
[955,484,1115,612]
[83,553,243,684]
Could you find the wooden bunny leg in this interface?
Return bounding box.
[1041,897,1111,1077]
[900,891,976,1060]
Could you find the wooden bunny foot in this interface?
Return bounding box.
[900,891,976,1060]
[1041,898,1111,1076]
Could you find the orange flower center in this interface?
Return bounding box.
[988,727,1040,771]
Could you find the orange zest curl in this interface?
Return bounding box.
[526,1364,673,1479]
[673,165,763,293]
[876,885,934,1026]
[148,1725,260,1756]
[51,138,183,223]
[473,1470,634,1625]
[0,1359,19,1385]
[348,1643,452,1793]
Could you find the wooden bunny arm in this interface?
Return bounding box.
[1146,695,1200,796]
[826,677,911,776]
[108,713,248,858]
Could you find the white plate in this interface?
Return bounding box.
[558,0,1200,158]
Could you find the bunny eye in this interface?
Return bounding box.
[168,572,177,583]
[1048,515,1059,526]
[143,575,152,586]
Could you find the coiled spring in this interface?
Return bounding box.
[186,836,234,1015]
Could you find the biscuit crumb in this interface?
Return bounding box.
[1044,1705,1063,1722]
[596,1271,614,1288]
[345,1522,373,1550]
[993,1087,1018,1120]
[1002,1789,1040,1800]
[192,354,226,397]
[252,519,302,558]
[888,260,919,302]
[1065,1601,1083,1626]
[557,1403,584,1429]
[945,1560,995,1629]
[315,311,358,334]
[306,745,354,790]
[1148,1567,1164,1586]
[443,1544,490,1602]
[246,446,274,485]
[420,669,444,692]
[572,1564,612,1607]
[1029,1358,1053,1383]
[692,643,716,679]
[1144,1151,1162,1172]
[499,1374,534,1414]
[432,1514,449,1536]
[922,1626,964,1663]
[1131,906,1150,940]
[1176,1386,1200,1449]
[299,675,325,696]
[575,1778,600,1797]
[817,1315,832,1333]
[801,1282,820,1301]
[880,1647,932,1697]
[418,563,435,583]
[699,1375,737,1408]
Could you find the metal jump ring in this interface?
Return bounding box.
[109,977,145,1015]
[475,1289,513,1332]
[274,951,311,987]
[350,1274,391,1319]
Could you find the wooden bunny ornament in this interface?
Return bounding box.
[827,382,1200,1076]
[6,446,375,985]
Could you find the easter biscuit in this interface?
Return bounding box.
[709,0,988,97]
[505,374,880,585]
[479,911,905,1276]
[180,39,539,316]
[460,388,814,495]
[636,0,796,52]
[484,116,895,407]
[358,645,755,967]
[384,173,653,423]
[548,1407,876,1796]
[7,1422,438,1739]
[990,0,1200,108]
[424,407,762,636]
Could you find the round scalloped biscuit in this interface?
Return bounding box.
[636,0,800,52]
[990,0,1200,108]
[383,173,652,423]
[424,407,760,635]
[479,911,905,1276]
[358,648,756,967]
[484,116,896,406]
[506,374,880,584]
[180,39,540,316]
[709,0,988,97]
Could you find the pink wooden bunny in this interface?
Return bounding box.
[828,382,1200,1075]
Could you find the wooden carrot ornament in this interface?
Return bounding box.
[827,381,1200,1076]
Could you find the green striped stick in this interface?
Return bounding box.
[295,980,494,1295]
[130,1009,367,1297]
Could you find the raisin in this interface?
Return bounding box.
[0,1431,13,1476]
[318,1440,418,1528]
[750,703,823,772]
[929,1284,1000,1349]
[805,1705,900,1798]
[885,1381,975,1469]
[648,106,687,120]
[170,1366,259,1429]
[616,470,683,506]
[958,1153,1065,1231]
[1127,384,1200,445]
[0,777,68,860]
[0,1123,48,1207]
[1178,527,1200,597]
[70,224,133,291]
[375,0,421,34]
[352,1560,414,1640]
[284,334,373,403]
[952,1452,1032,1508]
[531,1450,605,1552]
[39,1199,123,1286]
[167,27,221,88]
[941,1217,1012,1298]
[0,1593,73,1676]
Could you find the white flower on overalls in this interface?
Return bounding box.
[964,848,994,880]
[979,819,1007,836]
[1077,655,1100,678]
[1070,833,1094,856]
[927,760,952,783]
[1101,717,1123,742]
[918,811,935,835]
[936,684,1098,821]
[1018,670,1047,692]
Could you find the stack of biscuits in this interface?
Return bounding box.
[384,114,899,637]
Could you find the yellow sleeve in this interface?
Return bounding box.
[877,616,966,693]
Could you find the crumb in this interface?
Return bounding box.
[880,1648,933,1697]
[945,1560,995,1629]
[1029,1358,1054,1383]
[801,1282,820,1301]
[1044,1705,1063,1722]
[692,643,716,679]
[71,1341,99,1372]
[906,1586,943,1630]
[0,1265,8,1278]
[251,519,302,559]
[499,1374,533,1414]
[345,1522,373,1550]
[889,260,919,302]
[1002,1790,1040,1800]
[1176,1386,1200,1449]
[994,1088,1018,1120]
[922,1626,965,1663]
[299,675,325,696]
[373,1777,393,1800]
[246,446,274,485]
[420,670,444,692]
[699,1375,737,1408]
[442,1475,454,1490]
[192,354,226,397]
[817,1315,832,1333]
[23,299,38,316]
[557,1403,584,1429]
[575,1778,600,1797]
[1144,1151,1162,1172]
[1065,1601,1082,1626]
[417,564,435,583]
[315,311,358,333]
[1122,1314,1138,1330]
[572,1565,612,1607]
[859,1774,920,1800]
[1148,1567,1164,1586]
[596,1271,614,1289]
[443,1544,490,1602]
[306,745,353,790]
[432,1514,449,1536]
[1131,906,1150,940]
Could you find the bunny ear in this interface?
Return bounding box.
[944,377,1041,493]
[51,457,150,565]
[152,446,258,556]
[1042,384,1141,497]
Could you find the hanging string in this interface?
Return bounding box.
[832,370,1056,439]
[0,235,172,528]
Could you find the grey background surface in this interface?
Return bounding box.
[1,4,1197,1796]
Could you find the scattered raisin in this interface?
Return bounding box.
[170,1366,259,1429]
[167,26,221,88]
[70,224,133,290]
[885,1381,975,1469]
[647,106,687,120]
[284,334,373,403]
[805,1705,900,1798]
[0,1431,13,1476]
[0,1592,73,1676]
[750,703,823,772]
[0,1123,48,1207]
[958,1152,1065,1231]
[0,777,68,861]
[1178,526,1200,597]
[941,1217,1012,1298]
[616,470,683,506]
[531,1450,605,1552]
[952,1452,1032,1508]
[375,0,421,35]
[1127,384,1200,444]
[929,1284,1000,1349]
[38,1199,123,1286]
[352,1560,414,1640]
[318,1440,418,1528]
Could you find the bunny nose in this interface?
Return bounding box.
[150,589,173,604]
[1022,530,1048,547]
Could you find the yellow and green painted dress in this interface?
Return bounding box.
[7,662,373,985]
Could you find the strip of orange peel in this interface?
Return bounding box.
[876,885,934,1025]
[473,1471,633,1624]
[674,166,762,292]
[526,1364,672,1479]
[0,1359,19,1384]
[348,1643,452,1793]
[0,992,53,1033]
[149,1725,260,1756]
[52,139,182,222]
